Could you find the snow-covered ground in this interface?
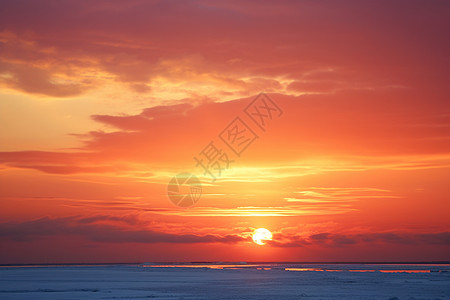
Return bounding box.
[0,264,449,299]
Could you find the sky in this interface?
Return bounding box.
[0,0,449,263]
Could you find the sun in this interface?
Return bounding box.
[252,228,273,245]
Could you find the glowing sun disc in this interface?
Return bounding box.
[252,228,272,245]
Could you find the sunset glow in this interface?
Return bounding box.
[0,0,449,264]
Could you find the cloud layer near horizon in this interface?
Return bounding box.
[1,215,448,248]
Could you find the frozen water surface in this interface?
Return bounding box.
[0,264,449,299]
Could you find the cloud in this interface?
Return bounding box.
[270,231,450,248]
[0,0,448,97]
[0,61,87,97]
[0,216,246,244]
[286,187,400,203]
[0,90,449,176]
[148,205,355,217]
[2,216,448,249]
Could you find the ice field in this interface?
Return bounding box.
[0,263,449,299]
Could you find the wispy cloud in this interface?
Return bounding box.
[149,205,356,217]
[286,187,400,203]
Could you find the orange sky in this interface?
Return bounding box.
[0,0,449,263]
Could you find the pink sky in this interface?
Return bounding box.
[0,0,449,263]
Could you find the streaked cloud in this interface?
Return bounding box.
[0,216,246,244]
